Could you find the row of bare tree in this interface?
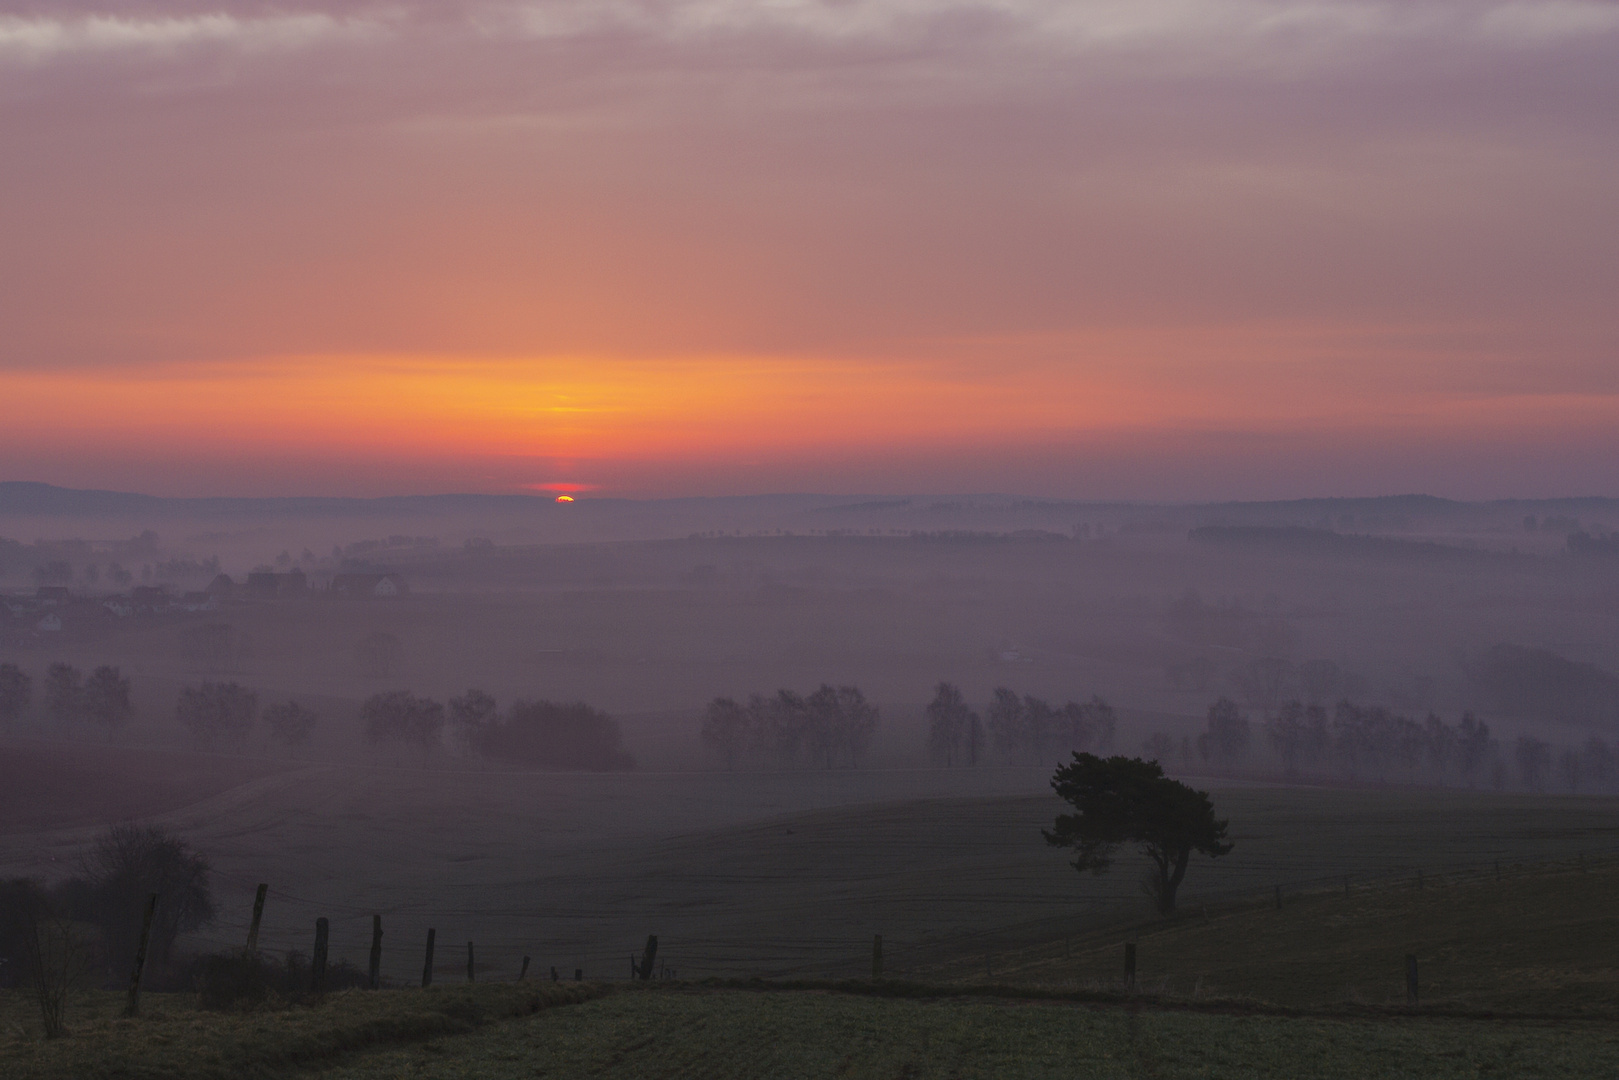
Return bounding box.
[361,689,634,770]
[1154,697,1619,793]
[700,685,879,769]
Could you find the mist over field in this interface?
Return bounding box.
[5,480,1619,993]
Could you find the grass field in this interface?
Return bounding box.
[6,981,1619,1080]
[931,860,1619,1013]
[6,770,1619,986]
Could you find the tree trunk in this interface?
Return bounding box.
[1158,845,1192,915]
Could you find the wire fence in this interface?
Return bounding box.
[180,845,1619,987]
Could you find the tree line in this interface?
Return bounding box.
[700,685,879,769]
[1153,696,1619,793]
[928,683,1117,767]
[0,661,133,738]
[362,689,634,771]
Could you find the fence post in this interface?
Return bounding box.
[312,918,329,996]
[422,928,436,988]
[637,935,658,981]
[467,941,475,983]
[122,893,158,1018]
[368,915,383,989]
[574,968,582,982]
[518,956,530,982]
[551,966,559,982]
[1124,942,1136,991]
[1405,954,1419,1005]
[246,883,268,953]
[872,934,883,980]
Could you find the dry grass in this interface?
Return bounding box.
[0,982,609,1080]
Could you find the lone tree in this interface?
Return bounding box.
[1044,753,1233,915]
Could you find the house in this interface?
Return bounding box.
[244,569,309,599]
[329,572,409,599]
[37,612,62,632]
[206,573,236,597]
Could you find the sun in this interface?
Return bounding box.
[555,494,574,503]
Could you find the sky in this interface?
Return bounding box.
[1,0,1616,500]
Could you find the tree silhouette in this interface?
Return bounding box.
[926,682,977,767]
[264,700,318,753]
[1044,754,1232,915]
[176,682,258,750]
[44,664,83,728]
[0,663,31,729]
[700,697,752,770]
[83,666,133,740]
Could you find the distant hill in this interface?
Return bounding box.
[1187,525,1496,560]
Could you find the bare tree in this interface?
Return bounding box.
[264,700,318,754]
[1515,736,1551,791]
[361,691,444,762]
[700,696,752,770]
[0,663,31,730]
[8,883,96,1038]
[1197,698,1250,770]
[83,666,133,740]
[176,682,258,750]
[986,688,1024,762]
[44,663,82,728]
[926,682,976,767]
[448,689,498,756]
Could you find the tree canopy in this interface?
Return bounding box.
[1044,753,1232,915]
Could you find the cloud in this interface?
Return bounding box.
[3,1,1615,69]
[0,10,385,62]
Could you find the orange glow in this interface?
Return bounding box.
[5,325,1617,497]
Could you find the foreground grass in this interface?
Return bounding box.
[937,860,1619,1012]
[0,983,607,1080]
[307,988,1619,1079]
[7,982,1619,1079]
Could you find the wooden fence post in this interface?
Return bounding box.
[246,883,268,953]
[368,915,383,990]
[1405,954,1419,1005]
[312,918,329,996]
[518,956,530,982]
[467,941,475,982]
[574,968,582,982]
[872,934,883,980]
[550,966,559,982]
[1124,942,1136,991]
[122,893,158,1018]
[422,928,436,988]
